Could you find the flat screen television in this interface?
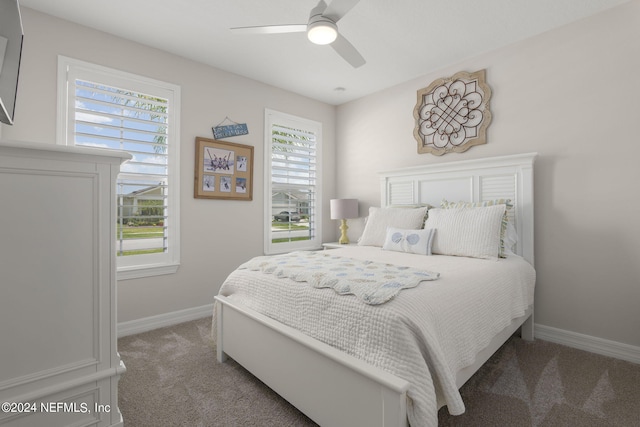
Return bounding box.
[0,0,23,125]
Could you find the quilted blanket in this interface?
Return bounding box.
[238,251,440,305]
[214,246,535,426]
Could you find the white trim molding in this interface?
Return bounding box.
[57,55,182,280]
[535,324,640,364]
[117,307,640,366]
[117,304,213,338]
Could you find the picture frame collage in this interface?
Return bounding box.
[194,137,254,200]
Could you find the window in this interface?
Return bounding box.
[264,109,322,254]
[57,56,180,279]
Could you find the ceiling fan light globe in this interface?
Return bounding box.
[307,21,338,45]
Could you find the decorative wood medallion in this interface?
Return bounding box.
[414,69,492,155]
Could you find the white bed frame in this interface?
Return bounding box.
[215,152,537,427]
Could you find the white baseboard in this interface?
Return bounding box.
[117,307,640,365]
[117,304,213,338]
[535,324,640,364]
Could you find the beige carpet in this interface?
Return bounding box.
[118,317,640,426]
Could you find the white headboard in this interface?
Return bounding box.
[379,153,537,265]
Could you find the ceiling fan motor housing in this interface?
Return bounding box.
[307,15,338,45]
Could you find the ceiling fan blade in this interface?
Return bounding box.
[331,33,365,68]
[309,0,329,18]
[323,0,361,22]
[230,24,307,35]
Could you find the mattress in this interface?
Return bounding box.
[213,246,535,426]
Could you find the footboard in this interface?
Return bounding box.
[215,295,410,427]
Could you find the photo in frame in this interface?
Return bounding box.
[194,137,254,200]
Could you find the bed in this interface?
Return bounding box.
[213,152,537,427]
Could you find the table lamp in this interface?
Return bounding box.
[330,198,359,244]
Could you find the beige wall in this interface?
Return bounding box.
[3,3,639,350]
[1,8,337,322]
[335,1,640,347]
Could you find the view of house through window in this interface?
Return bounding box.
[58,57,180,278]
[265,110,322,254]
[77,81,169,257]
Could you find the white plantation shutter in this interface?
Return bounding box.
[57,56,180,279]
[265,110,322,254]
[75,80,168,253]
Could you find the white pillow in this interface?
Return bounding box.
[358,206,429,247]
[425,205,506,260]
[382,227,436,255]
[441,198,513,258]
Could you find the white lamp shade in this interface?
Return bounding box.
[330,198,359,220]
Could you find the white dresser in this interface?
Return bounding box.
[0,141,130,427]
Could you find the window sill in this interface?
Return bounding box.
[117,263,180,281]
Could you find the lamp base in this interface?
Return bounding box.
[338,219,350,244]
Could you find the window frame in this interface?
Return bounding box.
[56,56,181,280]
[264,109,323,254]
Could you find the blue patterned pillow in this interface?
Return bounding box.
[382,227,436,255]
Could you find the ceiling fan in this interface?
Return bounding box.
[230,0,366,68]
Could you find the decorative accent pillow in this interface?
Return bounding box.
[425,205,506,260]
[382,227,436,255]
[504,221,518,255]
[358,206,429,247]
[441,198,513,258]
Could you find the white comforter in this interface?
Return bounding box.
[213,246,535,426]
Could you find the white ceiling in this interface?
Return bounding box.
[20,0,629,105]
